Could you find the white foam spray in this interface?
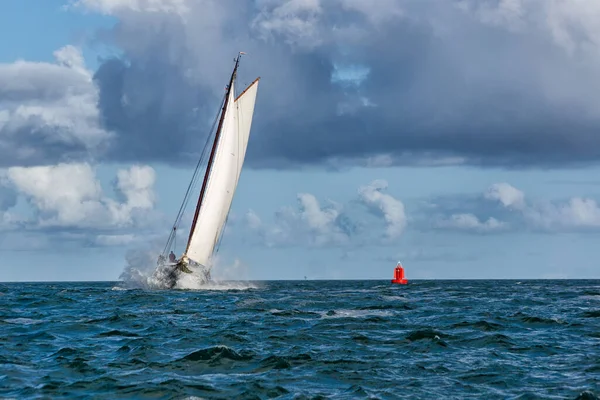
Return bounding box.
[117,246,259,290]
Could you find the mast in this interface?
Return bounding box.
[184,53,242,256]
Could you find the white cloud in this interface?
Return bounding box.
[252,0,324,48]
[0,45,112,166]
[114,165,155,210]
[244,180,407,247]
[436,213,506,233]
[297,193,340,232]
[277,193,349,246]
[8,163,105,228]
[525,197,600,230]
[244,209,263,230]
[244,193,350,247]
[358,179,406,239]
[484,182,526,210]
[70,0,188,14]
[472,182,600,232]
[95,234,137,246]
[545,0,600,57]
[6,162,155,229]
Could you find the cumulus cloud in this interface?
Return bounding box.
[244,180,408,247]
[525,198,600,230]
[94,233,137,246]
[358,179,406,239]
[252,0,324,49]
[41,0,600,170]
[70,0,189,14]
[246,193,351,247]
[113,165,155,210]
[484,182,526,210]
[432,182,600,233]
[245,179,600,243]
[485,184,600,231]
[0,45,112,167]
[244,209,263,231]
[5,162,156,230]
[435,213,506,233]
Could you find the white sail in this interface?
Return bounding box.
[234,77,260,181]
[184,78,260,267]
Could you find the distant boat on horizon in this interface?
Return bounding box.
[156,52,260,289]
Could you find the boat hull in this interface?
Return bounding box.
[157,258,211,289]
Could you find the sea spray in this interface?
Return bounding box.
[173,255,259,290]
[211,256,250,282]
[118,247,170,289]
[118,247,258,290]
[204,256,260,290]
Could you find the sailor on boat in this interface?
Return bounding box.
[169,251,177,263]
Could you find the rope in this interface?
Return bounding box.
[161,92,226,257]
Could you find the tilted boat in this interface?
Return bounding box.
[156,52,260,288]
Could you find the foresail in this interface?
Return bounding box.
[234,78,260,181]
[185,78,259,267]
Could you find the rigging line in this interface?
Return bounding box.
[162,133,211,256]
[185,55,242,255]
[178,93,226,223]
[166,100,223,252]
[161,92,227,257]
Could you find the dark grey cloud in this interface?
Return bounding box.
[5,0,600,168]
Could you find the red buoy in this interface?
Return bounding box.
[391,262,408,284]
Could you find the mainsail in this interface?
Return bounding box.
[159,53,259,282]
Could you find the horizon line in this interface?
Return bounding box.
[1,278,599,284]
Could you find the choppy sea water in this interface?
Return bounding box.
[1,280,599,399]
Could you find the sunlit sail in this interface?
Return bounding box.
[156,53,260,288]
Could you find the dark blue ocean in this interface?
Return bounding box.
[1,280,599,399]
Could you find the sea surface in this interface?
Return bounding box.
[1,280,599,399]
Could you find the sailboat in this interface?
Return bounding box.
[156,52,260,288]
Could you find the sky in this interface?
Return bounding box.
[1,0,600,281]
